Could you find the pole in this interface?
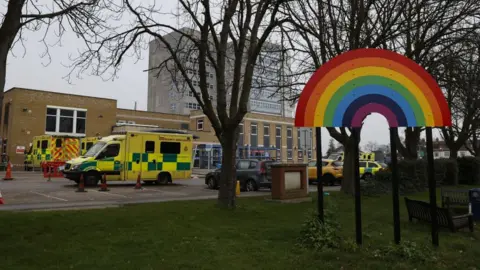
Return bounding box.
[315,127,324,222]
[352,127,362,245]
[426,127,439,246]
[389,127,401,244]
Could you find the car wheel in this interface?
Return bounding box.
[156,172,170,185]
[245,179,258,192]
[84,172,99,186]
[207,176,216,189]
[323,174,335,186]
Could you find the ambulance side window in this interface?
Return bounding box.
[55,139,62,148]
[41,140,48,149]
[145,141,155,153]
[86,142,94,150]
[102,144,120,158]
[160,142,181,154]
[81,142,85,149]
[36,141,40,148]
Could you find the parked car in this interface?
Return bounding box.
[307,159,343,185]
[205,159,276,191]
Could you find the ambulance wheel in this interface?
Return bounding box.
[156,172,171,185]
[85,172,100,186]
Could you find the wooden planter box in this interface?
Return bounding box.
[270,163,308,200]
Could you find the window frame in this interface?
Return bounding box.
[45,106,87,136]
[197,119,204,131]
[145,141,155,153]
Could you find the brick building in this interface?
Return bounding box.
[0,87,315,166]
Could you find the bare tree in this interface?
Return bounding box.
[390,0,480,160]
[0,0,116,108]
[436,33,480,161]
[69,0,289,208]
[281,0,409,194]
[363,141,379,152]
[281,0,480,194]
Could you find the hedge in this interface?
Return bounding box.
[457,157,480,185]
[363,159,458,196]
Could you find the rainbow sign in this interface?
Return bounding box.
[295,49,452,128]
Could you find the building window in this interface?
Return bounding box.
[186,102,201,110]
[237,123,244,146]
[197,119,204,130]
[263,124,270,147]
[180,123,189,130]
[276,125,282,160]
[287,126,293,159]
[170,103,177,111]
[45,106,87,135]
[250,123,258,147]
[297,129,302,150]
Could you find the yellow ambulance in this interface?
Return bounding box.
[63,131,193,186]
[25,135,100,169]
[29,135,81,168]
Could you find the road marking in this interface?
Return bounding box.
[87,189,128,198]
[30,191,68,202]
[141,188,187,196]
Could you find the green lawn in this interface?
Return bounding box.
[1,190,479,270]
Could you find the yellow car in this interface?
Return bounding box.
[359,160,386,180]
[308,159,343,185]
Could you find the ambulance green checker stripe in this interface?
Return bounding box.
[129,153,190,171]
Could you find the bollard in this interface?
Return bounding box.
[134,173,142,190]
[47,166,52,182]
[235,180,241,196]
[76,174,87,192]
[99,173,109,192]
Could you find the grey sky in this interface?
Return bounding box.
[3,1,408,153]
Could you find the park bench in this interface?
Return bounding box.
[441,188,470,209]
[404,197,474,232]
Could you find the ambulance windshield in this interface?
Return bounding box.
[84,142,106,157]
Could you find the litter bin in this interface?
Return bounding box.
[469,188,480,221]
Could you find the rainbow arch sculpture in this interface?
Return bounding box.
[295,48,452,128]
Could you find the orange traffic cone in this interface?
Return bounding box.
[0,190,4,204]
[99,173,109,192]
[3,162,13,181]
[134,173,142,189]
[76,174,87,192]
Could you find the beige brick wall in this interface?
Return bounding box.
[1,88,118,165]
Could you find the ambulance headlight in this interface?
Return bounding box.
[71,165,79,171]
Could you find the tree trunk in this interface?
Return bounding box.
[449,149,458,159]
[217,130,237,208]
[397,128,420,160]
[341,136,356,195]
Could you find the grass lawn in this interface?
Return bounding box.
[1,190,479,270]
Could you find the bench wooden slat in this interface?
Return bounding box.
[441,188,470,209]
[404,197,474,233]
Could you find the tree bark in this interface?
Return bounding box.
[449,149,458,159]
[217,129,237,208]
[396,127,420,160]
[341,135,356,195]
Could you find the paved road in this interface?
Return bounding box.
[0,171,340,211]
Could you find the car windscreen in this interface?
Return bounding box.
[332,161,343,167]
[84,142,106,157]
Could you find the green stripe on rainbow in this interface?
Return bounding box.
[323,76,425,126]
[294,48,451,128]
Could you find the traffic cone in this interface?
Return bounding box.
[76,174,87,192]
[99,173,109,192]
[3,162,13,181]
[0,190,4,204]
[135,173,142,189]
[235,180,241,196]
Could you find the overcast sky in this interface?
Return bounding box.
[3,1,428,153]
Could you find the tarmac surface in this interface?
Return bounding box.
[0,171,340,211]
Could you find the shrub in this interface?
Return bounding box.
[457,157,480,185]
[297,201,341,250]
[370,240,434,263]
